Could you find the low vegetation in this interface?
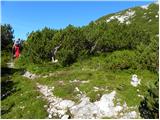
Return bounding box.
[1,2,159,119]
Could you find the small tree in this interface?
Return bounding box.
[1,24,14,51]
[139,79,159,119]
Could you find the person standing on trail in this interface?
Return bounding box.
[12,38,21,59]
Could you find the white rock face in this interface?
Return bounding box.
[115,105,123,112]
[37,83,75,119]
[37,83,139,119]
[70,91,122,118]
[131,74,141,87]
[95,91,116,117]
[106,10,135,24]
[70,96,99,119]
[56,100,75,110]
[141,4,149,9]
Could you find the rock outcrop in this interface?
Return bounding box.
[36,83,140,119]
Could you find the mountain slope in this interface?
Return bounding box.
[96,2,159,36]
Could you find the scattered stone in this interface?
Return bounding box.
[137,94,144,99]
[6,62,14,68]
[57,100,75,110]
[58,80,65,85]
[81,80,90,83]
[19,106,25,109]
[23,71,40,79]
[43,75,48,78]
[69,79,89,84]
[57,110,66,116]
[120,112,124,116]
[148,19,152,22]
[37,83,140,119]
[93,86,107,92]
[49,73,55,76]
[48,114,52,119]
[126,21,131,24]
[44,105,48,108]
[93,86,99,90]
[121,111,137,119]
[36,95,42,99]
[123,102,127,109]
[115,105,123,112]
[61,115,69,119]
[93,86,99,92]
[75,87,80,92]
[131,74,141,87]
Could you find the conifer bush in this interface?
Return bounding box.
[139,79,159,119]
[105,50,137,70]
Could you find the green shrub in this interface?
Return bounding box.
[1,24,14,51]
[21,27,58,64]
[14,54,31,68]
[56,25,88,66]
[139,79,159,119]
[1,51,12,67]
[58,50,76,67]
[105,50,137,70]
[136,36,158,72]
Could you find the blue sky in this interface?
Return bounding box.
[1,1,156,40]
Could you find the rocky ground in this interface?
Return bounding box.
[23,69,141,119]
[5,61,143,119]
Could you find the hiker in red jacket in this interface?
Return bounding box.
[12,38,21,59]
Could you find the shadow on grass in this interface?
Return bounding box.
[1,67,25,100]
[1,67,24,115]
[139,84,159,119]
[1,67,25,77]
[1,102,15,115]
[1,79,19,100]
[139,98,159,119]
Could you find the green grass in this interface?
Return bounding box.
[1,71,48,119]
[2,54,158,118]
[36,56,158,106]
[1,51,12,68]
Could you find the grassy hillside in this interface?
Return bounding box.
[1,2,159,119]
[96,2,159,36]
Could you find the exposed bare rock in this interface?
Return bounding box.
[6,62,14,68]
[36,83,140,119]
[131,74,141,87]
[23,71,40,79]
[69,79,90,84]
